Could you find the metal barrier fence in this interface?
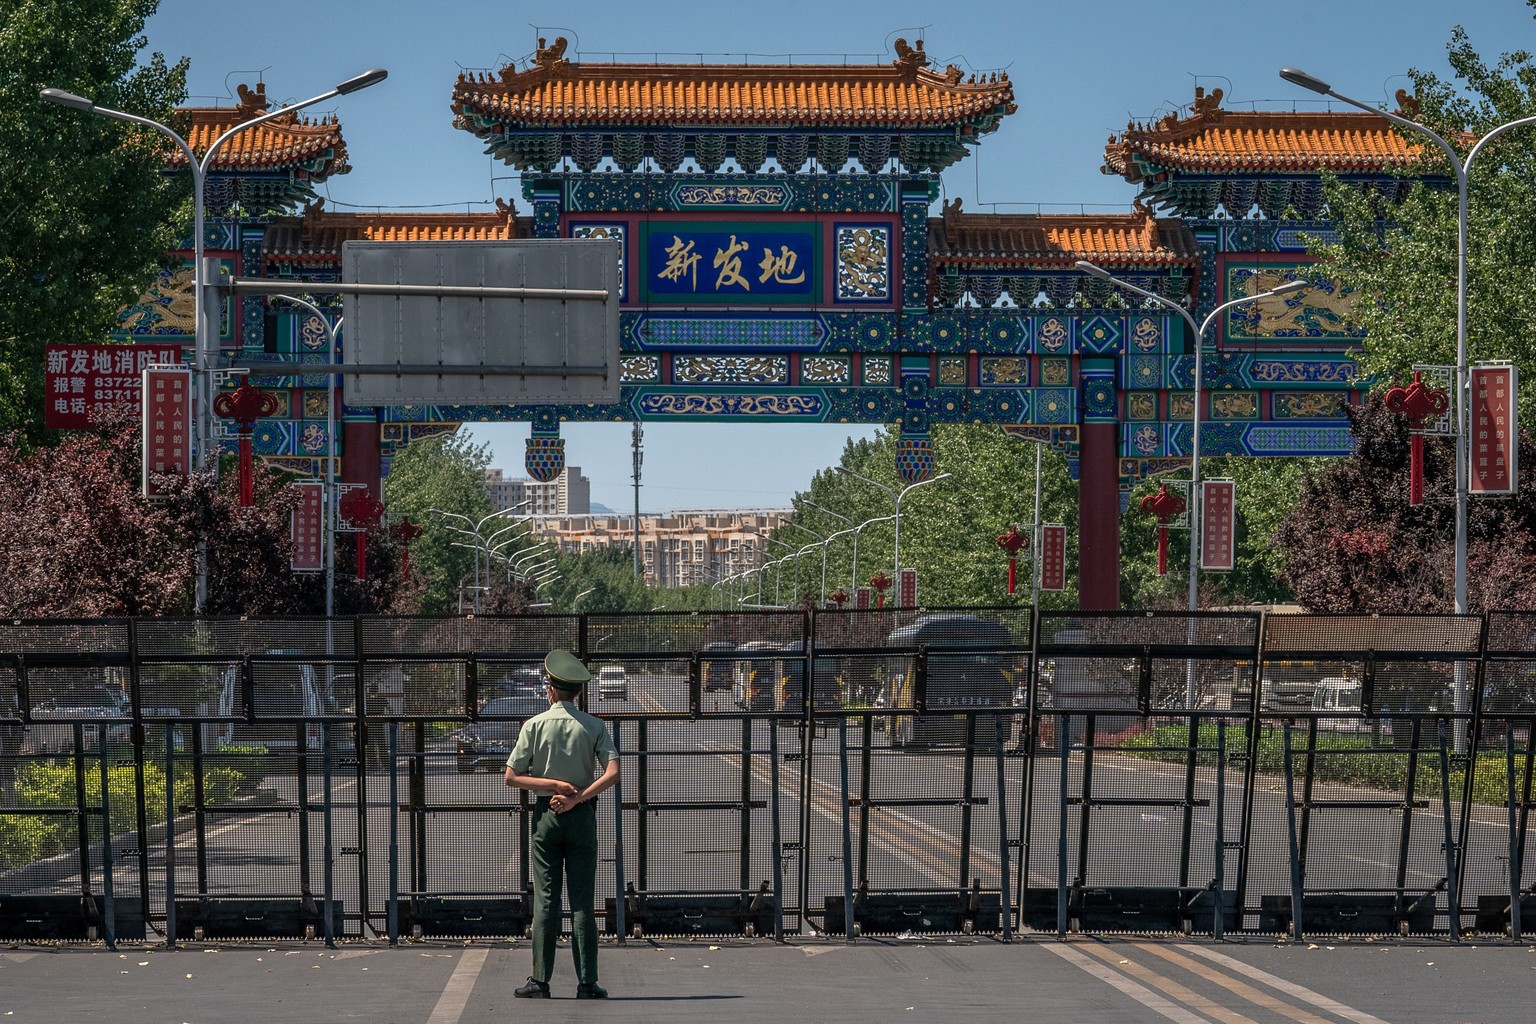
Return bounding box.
[1,608,1533,945]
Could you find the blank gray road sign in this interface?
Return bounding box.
[341,239,620,406]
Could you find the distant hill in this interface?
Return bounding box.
[589,502,615,514]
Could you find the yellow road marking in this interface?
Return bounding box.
[1037,940,1217,1024]
[1078,942,1263,1024]
[1132,941,1340,1024]
[1178,946,1394,1024]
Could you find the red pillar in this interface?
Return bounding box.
[1077,421,1121,610]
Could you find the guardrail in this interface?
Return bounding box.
[1,608,1532,945]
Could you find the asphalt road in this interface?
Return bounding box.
[2,933,1534,1024]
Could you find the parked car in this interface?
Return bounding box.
[596,666,629,701]
[27,683,131,753]
[454,694,546,773]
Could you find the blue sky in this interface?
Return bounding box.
[143,0,1536,512]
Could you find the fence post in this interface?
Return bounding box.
[838,716,855,941]
[993,716,1012,941]
[1282,722,1303,942]
[387,720,398,945]
[164,722,177,948]
[98,723,116,950]
[611,720,627,944]
[1213,721,1226,941]
[769,713,784,941]
[323,722,335,948]
[1508,724,1522,942]
[1438,720,1461,941]
[1057,713,1069,938]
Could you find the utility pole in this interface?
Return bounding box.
[631,421,643,579]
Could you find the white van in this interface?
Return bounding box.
[1312,677,1366,731]
[212,654,328,753]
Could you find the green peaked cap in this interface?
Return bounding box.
[543,650,591,688]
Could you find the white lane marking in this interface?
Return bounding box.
[425,947,488,1024]
[1178,945,1394,1024]
[1038,940,1215,1024]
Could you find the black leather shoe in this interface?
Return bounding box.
[576,982,608,999]
[515,977,551,998]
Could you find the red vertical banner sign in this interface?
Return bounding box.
[898,568,918,608]
[290,481,325,572]
[141,366,192,499]
[1470,365,1519,495]
[855,587,872,610]
[1200,480,1236,571]
[1040,524,1067,592]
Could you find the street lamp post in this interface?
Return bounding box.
[266,296,343,618]
[779,520,829,603]
[1075,262,1306,612]
[428,505,525,613]
[43,69,387,614]
[849,514,896,595]
[1279,68,1536,622]
[834,469,953,590]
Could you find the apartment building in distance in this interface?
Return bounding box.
[483,467,591,516]
[534,510,788,587]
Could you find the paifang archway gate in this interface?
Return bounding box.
[125,42,1430,607]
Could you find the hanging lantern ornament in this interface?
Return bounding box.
[393,518,424,582]
[1384,370,1451,506]
[338,490,386,581]
[211,382,279,507]
[995,525,1029,595]
[829,589,849,609]
[1138,483,1187,577]
[868,571,892,609]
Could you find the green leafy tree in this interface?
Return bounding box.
[0,0,190,441]
[1311,3,1536,430]
[381,432,496,613]
[542,547,655,613]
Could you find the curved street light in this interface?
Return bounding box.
[1075,262,1306,612]
[834,468,953,594]
[43,69,388,614]
[779,520,829,603]
[1280,68,1536,624]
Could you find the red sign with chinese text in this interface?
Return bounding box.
[1470,365,1519,496]
[1040,525,1067,592]
[290,481,325,572]
[141,366,192,499]
[45,344,184,429]
[898,568,918,608]
[1200,480,1236,571]
[855,587,871,610]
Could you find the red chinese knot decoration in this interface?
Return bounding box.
[211,382,279,506]
[339,490,386,580]
[995,526,1029,595]
[1139,483,1187,577]
[393,518,423,582]
[868,571,892,609]
[1384,371,1450,506]
[829,589,849,609]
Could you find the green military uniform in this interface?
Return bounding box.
[507,652,619,992]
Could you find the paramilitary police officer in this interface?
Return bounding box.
[504,651,621,999]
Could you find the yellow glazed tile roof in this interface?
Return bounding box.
[931,200,1199,268]
[172,83,349,175]
[263,200,522,258]
[1103,87,1425,181]
[453,37,1016,130]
